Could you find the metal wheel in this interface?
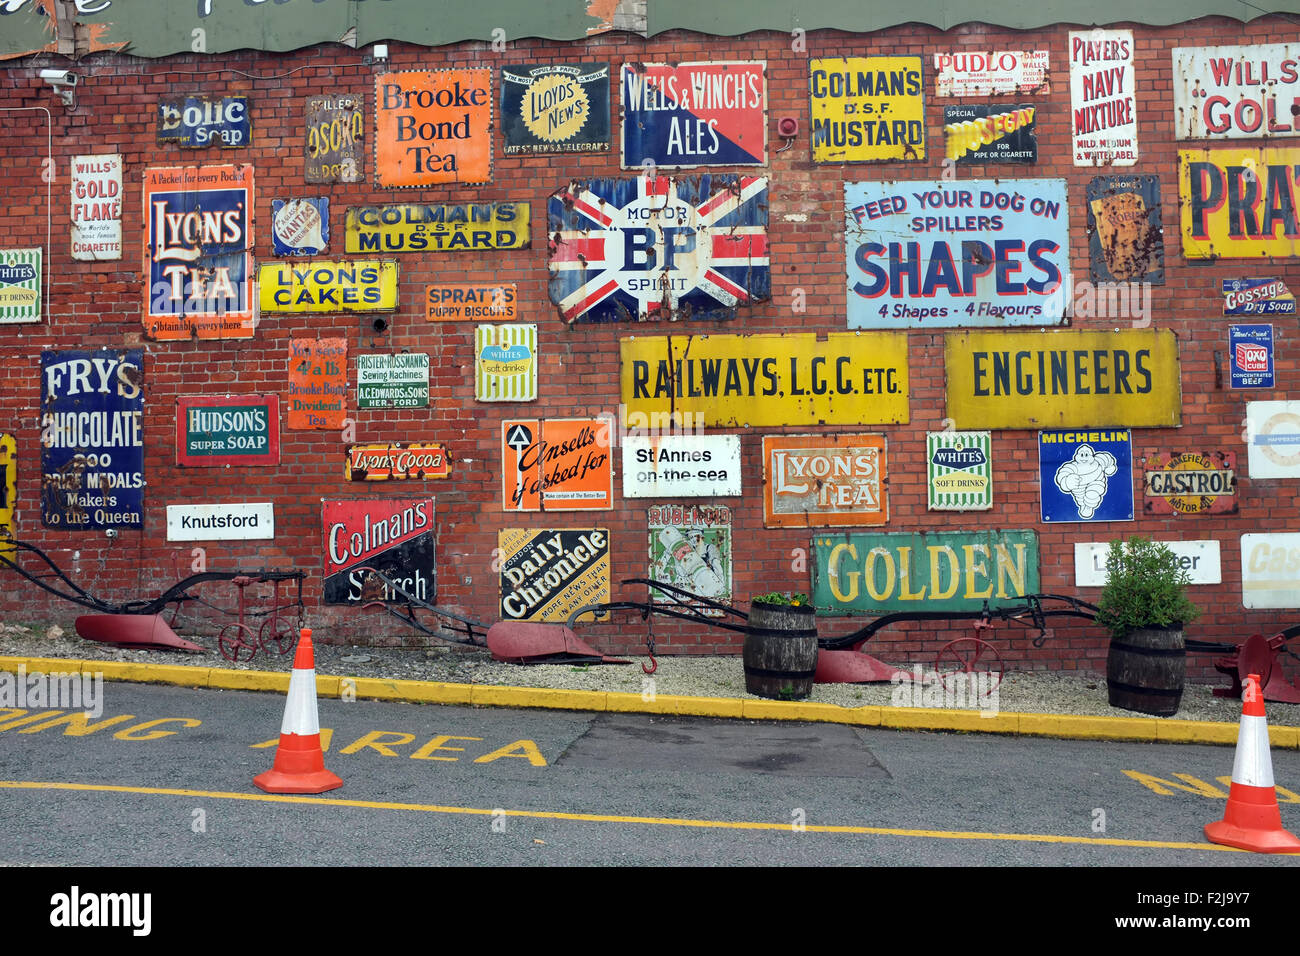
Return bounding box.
[217,623,259,663]
[935,637,1004,695]
[259,616,297,656]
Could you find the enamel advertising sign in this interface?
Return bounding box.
[498,528,609,622]
[166,503,273,542]
[345,443,449,481]
[322,497,435,605]
[71,154,123,261]
[1230,325,1275,389]
[375,70,491,186]
[762,434,887,528]
[621,61,766,169]
[845,179,1069,328]
[1179,147,1300,258]
[810,57,925,163]
[1246,401,1300,479]
[143,164,253,340]
[356,353,429,409]
[305,94,363,183]
[427,283,517,321]
[0,249,40,323]
[1142,451,1237,515]
[0,434,13,560]
[1086,176,1164,284]
[475,324,537,402]
[175,394,280,467]
[1068,30,1137,166]
[548,175,769,323]
[502,419,612,512]
[345,202,529,254]
[288,338,346,430]
[1173,43,1300,139]
[649,504,732,613]
[157,94,250,148]
[258,260,397,312]
[1222,279,1294,316]
[622,435,741,498]
[502,63,610,154]
[1241,533,1300,609]
[942,105,1037,164]
[927,431,993,511]
[271,198,328,256]
[1039,429,1134,523]
[933,51,1050,97]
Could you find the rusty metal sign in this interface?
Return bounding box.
[649,504,732,613]
[143,164,254,340]
[1068,30,1137,166]
[943,105,1037,164]
[258,259,397,312]
[305,94,364,183]
[502,63,610,154]
[1179,146,1300,258]
[374,70,491,187]
[1086,175,1164,283]
[548,175,769,323]
[345,202,529,253]
[71,154,123,261]
[345,443,450,481]
[810,57,925,163]
[1173,43,1300,139]
[40,349,144,531]
[271,198,328,256]
[287,338,346,430]
[176,394,279,467]
[357,352,428,408]
[762,434,887,528]
[323,497,435,605]
[157,94,250,148]
[0,433,14,559]
[427,283,517,321]
[499,528,609,622]
[1143,451,1237,515]
[933,51,1050,97]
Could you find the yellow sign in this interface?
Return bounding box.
[1179,147,1300,258]
[345,201,529,254]
[258,260,397,312]
[0,434,13,560]
[622,333,909,427]
[810,57,925,163]
[945,329,1181,428]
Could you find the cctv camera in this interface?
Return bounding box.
[39,69,76,86]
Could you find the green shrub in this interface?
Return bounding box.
[751,591,809,607]
[1094,537,1201,639]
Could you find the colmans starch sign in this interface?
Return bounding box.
[322,497,435,605]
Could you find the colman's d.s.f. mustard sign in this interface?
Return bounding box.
[810,57,924,163]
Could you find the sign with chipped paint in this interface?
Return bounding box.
[305,94,363,183]
[1075,540,1221,587]
[549,175,769,323]
[845,179,1069,328]
[1086,176,1163,283]
[945,330,1181,429]
[1179,147,1300,258]
[356,353,428,409]
[762,434,887,528]
[943,105,1037,164]
[649,504,732,613]
[165,502,274,541]
[502,63,609,154]
[621,62,766,169]
[157,94,250,148]
[1142,451,1237,515]
[0,434,14,559]
[927,431,992,511]
[1039,429,1134,523]
[1230,324,1275,389]
[1247,401,1300,479]
[475,325,536,402]
[810,57,924,163]
[258,259,396,312]
[1173,43,1300,139]
[1242,533,1300,608]
[426,282,517,321]
[1069,30,1137,166]
[933,51,1050,97]
[345,202,529,254]
[0,249,40,323]
[499,528,609,622]
[175,394,279,467]
[143,164,253,340]
[1222,278,1295,316]
[70,154,122,261]
[323,497,436,605]
[813,530,1040,615]
[502,419,612,512]
[375,70,491,187]
[345,443,449,481]
[622,435,740,498]
[40,349,143,531]
[288,338,346,430]
[271,198,328,256]
[622,332,909,428]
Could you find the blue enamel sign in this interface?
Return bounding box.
[1229,324,1275,389]
[1039,429,1133,523]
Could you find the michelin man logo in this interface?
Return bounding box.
[1054,443,1117,519]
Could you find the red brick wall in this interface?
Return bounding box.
[0,16,1295,680]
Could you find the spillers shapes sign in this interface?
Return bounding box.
[305,94,363,183]
[322,497,435,605]
[499,528,610,622]
[762,435,887,528]
[1068,30,1137,166]
[175,394,279,467]
[374,70,491,187]
[502,63,610,154]
[502,419,612,512]
[927,431,992,511]
[143,164,253,340]
[1086,176,1163,283]
[1142,451,1237,516]
[649,504,732,613]
[71,154,123,261]
[621,61,766,168]
[288,338,346,430]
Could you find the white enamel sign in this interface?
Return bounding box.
[166,502,275,541]
[622,435,741,498]
[1074,540,1221,587]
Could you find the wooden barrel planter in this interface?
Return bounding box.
[743,601,818,700]
[1106,627,1186,716]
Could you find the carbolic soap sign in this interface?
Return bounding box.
[621,62,766,169]
[157,94,250,148]
[502,63,610,154]
[548,175,769,323]
[143,164,254,340]
[322,497,435,605]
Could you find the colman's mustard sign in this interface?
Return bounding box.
[945,329,1181,428]
[258,260,397,312]
[1180,146,1300,258]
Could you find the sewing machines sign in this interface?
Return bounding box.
[1038,430,1134,523]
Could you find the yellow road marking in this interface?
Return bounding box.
[0,780,1244,852]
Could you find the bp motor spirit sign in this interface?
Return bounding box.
[548,175,769,323]
[322,497,435,605]
[175,395,279,467]
[499,528,609,622]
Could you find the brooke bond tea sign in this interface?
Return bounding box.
[943,105,1036,164]
[502,63,610,154]
[498,528,610,622]
[649,504,732,612]
[1142,451,1237,515]
[502,419,612,512]
[375,70,491,187]
[346,202,529,254]
[346,443,449,481]
[0,249,40,323]
[1086,176,1163,284]
[143,164,253,340]
[1069,30,1137,166]
[548,175,769,323]
[288,338,346,430]
[322,497,435,605]
[175,394,279,467]
[622,435,741,498]
[762,434,887,528]
[810,57,925,163]
[1179,147,1300,259]
[1173,43,1300,139]
[927,431,993,511]
[933,51,1049,97]
[621,62,766,169]
[305,95,363,183]
[71,154,122,261]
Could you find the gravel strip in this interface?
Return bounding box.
[1,622,1291,726]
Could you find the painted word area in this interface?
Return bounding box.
[891,666,1000,716]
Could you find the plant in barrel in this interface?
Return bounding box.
[744,592,818,700]
[1095,537,1201,716]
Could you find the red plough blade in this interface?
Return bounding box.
[815,649,907,684]
[487,622,630,665]
[1213,633,1300,704]
[76,614,204,653]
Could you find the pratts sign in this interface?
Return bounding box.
[1179,147,1300,258]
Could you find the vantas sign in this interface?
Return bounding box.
[143,164,253,340]
[621,62,766,168]
[548,175,769,323]
[1179,147,1300,258]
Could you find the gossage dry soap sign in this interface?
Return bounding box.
[499,528,610,622]
[71,154,122,261]
[41,349,143,530]
[502,63,609,154]
[809,57,925,163]
[621,61,766,168]
[374,70,491,187]
[175,394,279,467]
[322,497,435,605]
[622,332,909,428]
[762,434,887,528]
[1173,43,1300,139]
[1179,147,1300,259]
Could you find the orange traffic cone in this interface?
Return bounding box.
[1204,673,1300,853]
[253,628,342,794]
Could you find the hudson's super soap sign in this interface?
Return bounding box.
[810,57,924,163]
[845,179,1068,329]
[548,175,768,323]
[1173,43,1300,139]
[621,62,766,169]
[1180,147,1300,259]
[323,497,435,605]
[175,394,279,467]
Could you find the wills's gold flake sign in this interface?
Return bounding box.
[258,260,397,312]
[945,329,1181,429]
[1180,147,1300,259]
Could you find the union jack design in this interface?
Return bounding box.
[548,175,769,323]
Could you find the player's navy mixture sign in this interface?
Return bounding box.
[502,63,610,154]
[1068,30,1137,166]
[322,497,435,605]
[845,179,1068,329]
[621,62,766,169]
[157,94,250,148]
[1039,430,1133,523]
[548,175,769,323]
[41,349,143,530]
